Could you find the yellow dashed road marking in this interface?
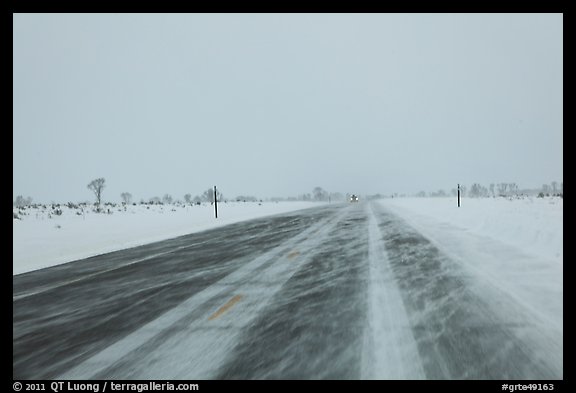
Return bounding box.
[287,251,300,259]
[208,294,243,321]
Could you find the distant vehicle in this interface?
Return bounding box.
[350,194,359,202]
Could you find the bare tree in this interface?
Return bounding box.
[469,183,482,198]
[200,188,223,203]
[162,194,173,204]
[497,183,508,196]
[121,192,133,205]
[14,195,33,207]
[87,178,106,205]
[551,181,558,194]
[459,185,467,197]
[184,194,192,204]
[313,187,328,201]
[201,188,213,203]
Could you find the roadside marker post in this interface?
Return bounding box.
[214,186,218,218]
[458,184,461,207]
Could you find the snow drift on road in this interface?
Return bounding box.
[378,196,563,343]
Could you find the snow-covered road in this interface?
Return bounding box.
[13,202,562,379]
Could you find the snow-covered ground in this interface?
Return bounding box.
[378,196,563,263]
[13,196,563,278]
[12,201,324,275]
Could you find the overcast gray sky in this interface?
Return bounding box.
[13,13,563,203]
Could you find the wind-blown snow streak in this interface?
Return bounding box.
[59,208,348,379]
[18,199,561,379]
[362,203,425,379]
[378,199,562,339]
[373,201,562,379]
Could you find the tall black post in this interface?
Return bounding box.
[457,183,461,207]
[214,186,218,218]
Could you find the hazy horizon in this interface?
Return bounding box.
[13,13,563,203]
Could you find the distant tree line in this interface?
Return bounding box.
[413,181,563,198]
[15,177,564,207]
[15,179,350,207]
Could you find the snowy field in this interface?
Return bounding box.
[14,196,562,277]
[379,196,563,263]
[12,201,324,275]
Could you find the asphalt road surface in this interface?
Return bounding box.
[13,202,562,380]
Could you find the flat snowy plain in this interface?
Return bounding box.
[12,196,563,379]
[13,196,562,276]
